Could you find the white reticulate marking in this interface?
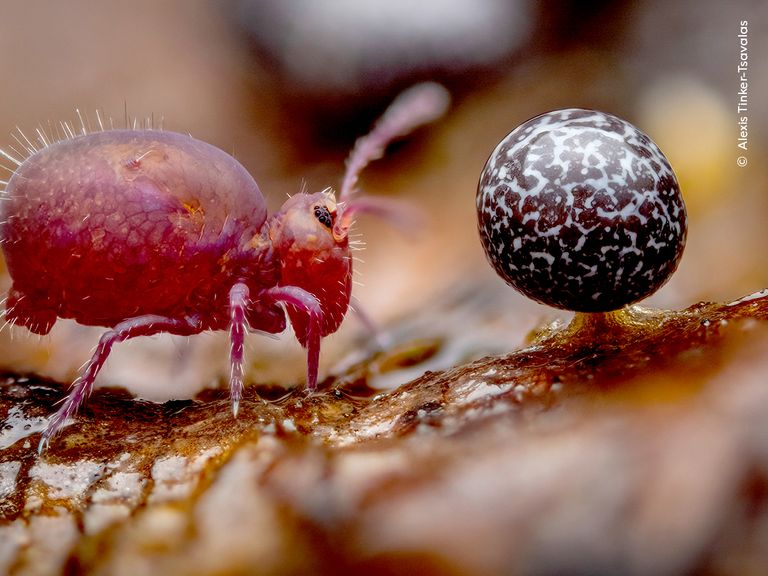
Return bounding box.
[476,108,686,311]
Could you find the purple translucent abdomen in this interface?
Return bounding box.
[1,130,270,333]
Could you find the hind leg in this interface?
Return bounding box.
[39,314,202,453]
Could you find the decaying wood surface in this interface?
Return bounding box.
[2,288,768,576]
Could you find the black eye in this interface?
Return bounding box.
[313,205,333,228]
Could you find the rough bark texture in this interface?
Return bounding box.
[2,290,768,575]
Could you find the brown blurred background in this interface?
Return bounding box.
[0,0,765,399]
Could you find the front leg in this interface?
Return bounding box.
[228,282,250,416]
[261,286,322,390]
[39,314,202,453]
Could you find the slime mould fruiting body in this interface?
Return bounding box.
[477,108,687,312]
[0,83,450,450]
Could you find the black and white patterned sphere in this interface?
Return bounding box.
[476,109,687,312]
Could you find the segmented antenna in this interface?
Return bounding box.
[338,82,450,202]
[333,83,450,241]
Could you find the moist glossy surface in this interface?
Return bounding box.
[2,290,767,575]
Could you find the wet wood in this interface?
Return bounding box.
[2,290,768,575]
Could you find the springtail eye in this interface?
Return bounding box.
[313,205,333,228]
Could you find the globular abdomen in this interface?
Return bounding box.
[1,130,270,334]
